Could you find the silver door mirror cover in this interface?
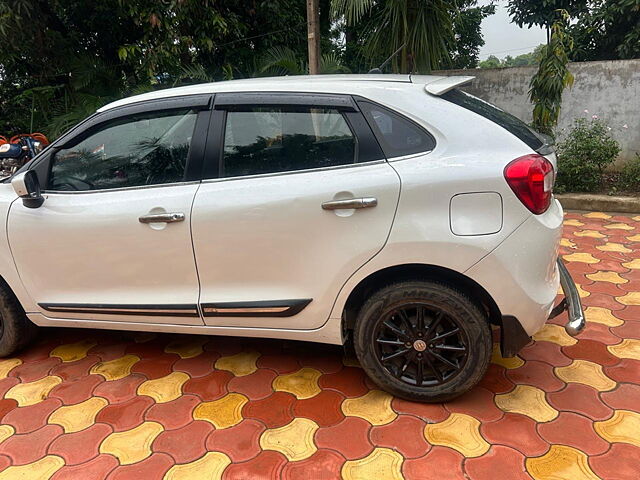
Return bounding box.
[11,170,44,208]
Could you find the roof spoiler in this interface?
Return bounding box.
[423,76,475,96]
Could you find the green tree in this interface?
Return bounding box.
[507,0,587,40]
[449,0,497,69]
[478,55,502,68]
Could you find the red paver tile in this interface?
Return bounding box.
[582,281,628,296]
[478,364,516,394]
[604,358,640,383]
[96,396,154,432]
[88,343,129,363]
[50,356,100,381]
[464,445,531,480]
[563,339,622,366]
[256,353,301,374]
[1,397,61,434]
[227,368,277,401]
[172,351,220,378]
[106,453,175,480]
[446,386,504,421]
[611,321,640,340]
[582,293,626,312]
[612,306,640,322]
[222,451,287,480]
[370,415,430,458]
[318,367,369,398]
[0,377,19,398]
[50,454,119,480]
[0,455,10,471]
[50,375,102,405]
[538,412,609,455]
[0,398,17,421]
[17,340,61,362]
[506,360,565,392]
[391,397,449,423]
[206,419,266,463]
[92,374,146,404]
[206,337,244,356]
[314,416,373,460]
[182,370,232,401]
[601,383,640,412]
[0,424,63,465]
[297,353,344,374]
[280,449,345,479]
[9,357,61,382]
[589,443,640,480]
[242,392,295,429]
[48,423,112,465]
[152,420,213,464]
[577,322,624,345]
[145,394,201,430]
[480,413,549,457]
[402,446,465,480]
[520,341,573,367]
[132,356,179,380]
[292,390,345,427]
[547,384,613,420]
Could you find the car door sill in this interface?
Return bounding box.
[38,303,200,317]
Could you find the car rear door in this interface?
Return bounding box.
[191,92,400,330]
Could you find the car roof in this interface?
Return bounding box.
[98,74,474,113]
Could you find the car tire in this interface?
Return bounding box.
[354,280,492,403]
[0,282,38,357]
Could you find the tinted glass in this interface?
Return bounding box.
[222,107,356,177]
[441,88,544,150]
[48,110,197,191]
[358,101,435,158]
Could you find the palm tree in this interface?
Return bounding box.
[331,0,454,73]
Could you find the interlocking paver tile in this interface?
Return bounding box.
[0,211,638,479]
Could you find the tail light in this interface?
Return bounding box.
[504,154,554,214]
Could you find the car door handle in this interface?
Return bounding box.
[138,212,185,224]
[321,197,378,210]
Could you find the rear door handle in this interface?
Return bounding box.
[139,212,185,224]
[321,197,378,210]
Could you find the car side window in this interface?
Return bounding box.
[48,109,197,191]
[358,100,435,158]
[222,107,356,178]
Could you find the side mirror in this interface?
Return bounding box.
[12,171,44,209]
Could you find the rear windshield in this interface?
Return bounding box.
[441,88,544,150]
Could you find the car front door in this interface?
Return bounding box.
[191,93,401,330]
[8,96,211,325]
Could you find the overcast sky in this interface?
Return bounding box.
[478,0,547,59]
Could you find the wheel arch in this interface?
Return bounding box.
[341,263,502,338]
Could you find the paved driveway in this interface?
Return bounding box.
[0,211,638,480]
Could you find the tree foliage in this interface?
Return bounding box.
[478,45,545,68]
[449,0,497,69]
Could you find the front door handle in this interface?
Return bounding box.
[139,212,185,224]
[321,197,378,210]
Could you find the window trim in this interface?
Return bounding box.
[40,95,213,193]
[205,92,385,180]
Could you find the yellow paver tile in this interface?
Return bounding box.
[193,393,248,429]
[259,417,319,461]
[594,410,640,447]
[48,396,108,433]
[622,258,640,269]
[607,339,640,360]
[584,307,623,327]
[585,271,628,284]
[341,390,397,426]
[0,425,14,444]
[584,212,611,219]
[533,324,577,347]
[50,339,97,362]
[596,242,632,253]
[99,421,163,465]
[214,351,260,377]
[272,367,322,399]
[0,455,64,480]
[5,376,62,407]
[494,385,558,422]
[562,252,600,264]
[526,445,599,480]
[164,452,231,480]
[137,371,189,403]
[604,223,634,230]
[491,344,524,369]
[342,448,404,480]
[627,234,640,242]
[560,238,576,248]
[573,230,605,239]
[423,413,490,457]
[554,360,616,391]
[563,219,584,227]
[0,358,21,379]
[616,291,640,306]
[90,354,140,381]
[164,337,208,359]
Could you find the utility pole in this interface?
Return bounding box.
[306,0,320,74]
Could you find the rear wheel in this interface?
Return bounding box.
[353,280,491,402]
[0,282,38,357]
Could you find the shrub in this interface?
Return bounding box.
[620,154,640,192]
[555,118,621,193]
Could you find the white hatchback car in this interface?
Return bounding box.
[1,74,584,401]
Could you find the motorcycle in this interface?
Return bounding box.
[0,133,49,178]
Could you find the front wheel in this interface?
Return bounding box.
[354,280,492,402]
